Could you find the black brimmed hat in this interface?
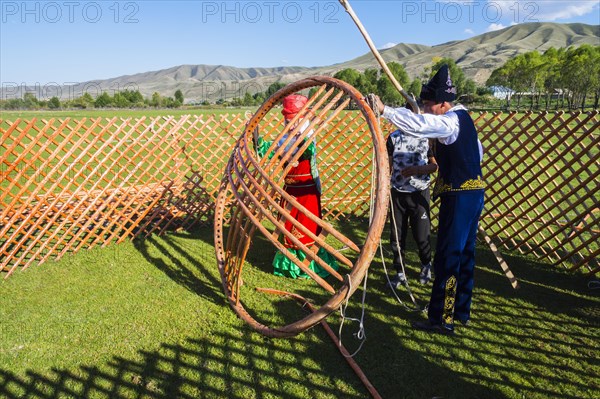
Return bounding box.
[420,64,457,103]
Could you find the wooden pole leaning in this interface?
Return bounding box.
[256,288,383,399]
[214,76,390,337]
[338,0,420,114]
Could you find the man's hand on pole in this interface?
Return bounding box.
[365,94,385,114]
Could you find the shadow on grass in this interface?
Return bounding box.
[0,328,367,398]
[474,244,600,324]
[132,227,223,305]
[122,216,598,398]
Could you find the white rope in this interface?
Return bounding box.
[336,94,429,356]
[367,93,422,311]
[335,95,380,357]
[337,273,368,357]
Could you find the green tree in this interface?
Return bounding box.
[75,92,95,108]
[408,78,422,99]
[94,92,112,108]
[377,62,410,106]
[333,68,361,87]
[150,92,162,107]
[174,89,184,104]
[121,89,144,106]
[561,44,600,110]
[487,56,528,109]
[23,92,39,109]
[592,46,600,109]
[230,97,243,107]
[356,68,378,95]
[0,98,24,109]
[540,47,565,109]
[162,96,180,108]
[487,46,600,110]
[242,92,254,106]
[252,92,266,104]
[48,96,61,109]
[265,82,286,98]
[113,92,130,108]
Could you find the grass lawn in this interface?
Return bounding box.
[0,107,258,121]
[1,221,598,399]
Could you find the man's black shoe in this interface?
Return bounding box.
[412,320,455,336]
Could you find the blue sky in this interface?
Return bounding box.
[1,0,599,85]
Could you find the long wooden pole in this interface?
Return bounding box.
[338,0,420,113]
[256,288,383,399]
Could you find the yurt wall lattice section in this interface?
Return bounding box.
[473,111,599,274]
[1,110,598,278]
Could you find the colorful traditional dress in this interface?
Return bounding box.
[255,132,338,279]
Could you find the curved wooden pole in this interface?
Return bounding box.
[214,76,391,337]
[338,0,420,113]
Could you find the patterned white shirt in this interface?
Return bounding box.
[386,129,432,192]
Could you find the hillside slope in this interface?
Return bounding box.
[3,22,598,102]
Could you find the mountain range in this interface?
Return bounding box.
[3,22,599,103]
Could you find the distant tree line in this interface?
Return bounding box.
[2,45,598,111]
[487,44,600,110]
[324,58,479,108]
[218,58,481,109]
[0,89,185,110]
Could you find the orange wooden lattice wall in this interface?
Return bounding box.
[1,110,598,278]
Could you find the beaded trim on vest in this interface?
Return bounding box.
[433,175,486,197]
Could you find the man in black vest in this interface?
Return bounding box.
[368,65,485,335]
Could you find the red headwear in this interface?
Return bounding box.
[282,94,308,121]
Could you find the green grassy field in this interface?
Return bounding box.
[1,108,597,397]
[1,221,598,399]
[0,107,258,121]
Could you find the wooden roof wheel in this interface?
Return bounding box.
[214,76,390,337]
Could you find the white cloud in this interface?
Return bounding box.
[379,42,397,50]
[486,23,506,32]
[535,2,599,21]
[485,1,599,23]
[464,28,475,35]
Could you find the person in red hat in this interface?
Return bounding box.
[369,65,485,335]
[254,94,338,279]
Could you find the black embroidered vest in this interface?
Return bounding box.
[433,110,485,198]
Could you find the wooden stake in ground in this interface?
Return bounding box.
[478,226,519,289]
